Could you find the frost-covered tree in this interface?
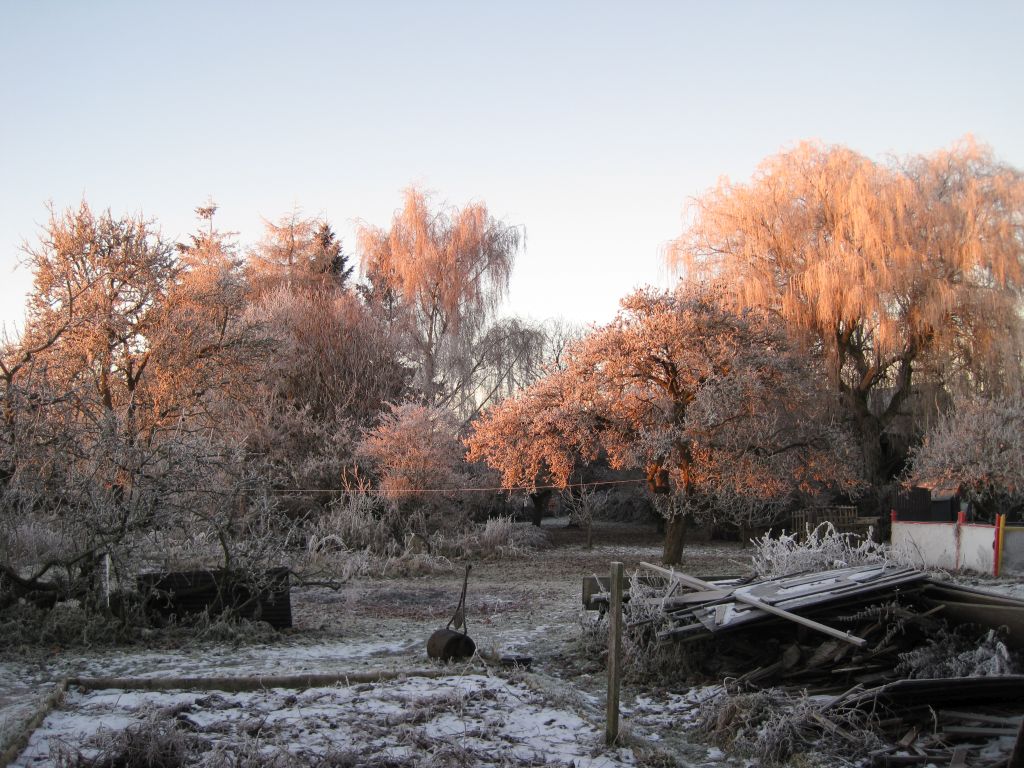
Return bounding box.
[242,287,409,516]
[249,211,352,296]
[311,221,354,289]
[1,203,265,601]
[357,402,467,513]
[358,188,542,421]
[672,139,1024,487]
[907,394,1024,520]
[468,283,860,563]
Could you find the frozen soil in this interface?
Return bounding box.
[1,519,754,767]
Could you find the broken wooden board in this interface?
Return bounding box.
[836,675,1024,712]
[675,565,926,638]
[921,581,1024,650]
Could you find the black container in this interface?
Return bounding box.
[137,567,292,629]
[427,628,475,661]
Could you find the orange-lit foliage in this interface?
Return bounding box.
[0,203,267,593]
[242,286,409,508]
[357,402,467,510]
[358,188,537,419]
[249,211,352,296]
[467,284,858,562]
[464,366,603,491]
[672,138,1024,483]
[13,203,258,443]
[907,394,1024,520]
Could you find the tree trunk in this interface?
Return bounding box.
[529,489,551,527]
[852,398,886,487]
[662,514,688,565]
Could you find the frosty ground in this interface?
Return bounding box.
[1,519,754,767]
[8,519,1020,767]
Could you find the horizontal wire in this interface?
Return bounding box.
[177,478,647,496]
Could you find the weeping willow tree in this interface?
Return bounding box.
[671,138,1024,488]
[358,188,543,422]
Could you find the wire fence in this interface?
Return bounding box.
[189,478,647,496]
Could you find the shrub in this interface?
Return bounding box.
[750,522,890,579]
[697,685,881,766]
[53,714,198,767]
[896,627,1019,679]
[305,495,406,557]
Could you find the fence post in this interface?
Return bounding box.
[606,561,624,745]
[954,511,964,572]
[996,514,1007,578]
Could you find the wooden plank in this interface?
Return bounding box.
[606,562,623,746]
[939,710,1023,727]
[645,589,734,607]
[898,727,919,748]
[582,575,605,608]
[638,561,717,591]
[948,745,969,768]
[924,580,1024,607]
[1008,716,1024,768]
[695,573,925,631]
[732,592,868,647]
[749,567,923,605]
[809,712,860,744]
[942,725,1019,737]
[657,622,711,641]
[880,757,944,767]
[583,574,663,610]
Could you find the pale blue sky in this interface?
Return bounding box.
[2,1,1022,332]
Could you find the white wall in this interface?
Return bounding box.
[960,524,996,574]
[1002,527,1024,574]
[891,522,958,570]
[891,520,1001,575]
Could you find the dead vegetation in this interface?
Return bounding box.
[750,522,890,579]
[696,685,883,766]
[582,525,1024,766]
[34,674,636,768]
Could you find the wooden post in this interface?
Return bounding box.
[1008,715,1024,768]
[996,513,1007,578]
[732,593,867,647]
[606,561,623,745]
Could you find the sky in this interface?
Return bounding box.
[1,1,1022,333]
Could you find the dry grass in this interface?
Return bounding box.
[750,522,890,579]
[696,685,881,767]
[52,714,197,767]
[300,508,548,583]
[896,626,1019,679]
[41,676,616,768]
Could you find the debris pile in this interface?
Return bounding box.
[833,677,1024,767]
[584,562,1024,766]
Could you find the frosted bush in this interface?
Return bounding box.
[306,495,404,557]
[619,572,694,683]
[751,522,890,578]
[450,514,549,560]
[698,686,881,766]
[897,628,1018,679]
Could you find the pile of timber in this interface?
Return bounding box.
[586,563,1024,666]
[830,677,1024,767]
[584,563,1024,766]
[137,567,292,629]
